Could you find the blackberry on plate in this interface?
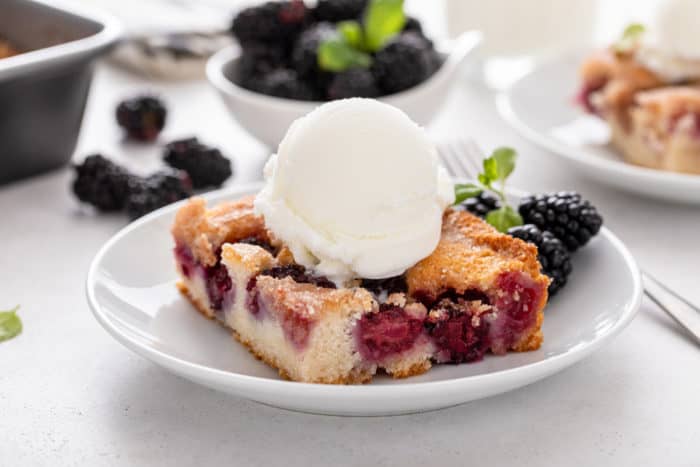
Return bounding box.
[231,0,308,43]
[163,137,233,189]
[327,68,380,99]
[116,96,167,142]
[72,155,133,212]
[508,224,572,296]
[125,170,192,219]
[314,0,368,22]
[372,32,435,94]
[518,192,603,252]
[291,22,337,79]
[259,69,319,100]
[460,192,501,218]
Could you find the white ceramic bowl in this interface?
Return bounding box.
[207,31,482,148]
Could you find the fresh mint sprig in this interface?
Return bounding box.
[453,147,524,233]
[318,38,372,72]
[0,306,22,342]
[317,0,406,72]
[614,23,645,54]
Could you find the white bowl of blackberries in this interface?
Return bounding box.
[207,0,482,147]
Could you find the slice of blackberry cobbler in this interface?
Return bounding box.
[172,196,549,384]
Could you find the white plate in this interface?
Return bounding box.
[87,183,642,416]
[498,50,700,204]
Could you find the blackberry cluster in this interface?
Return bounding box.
[72,155,133,211]
[231,1,440,101]
[125,171,192,220]
[518,192,603,251]
[72,156,192,219]
[116,96,167,142]
[314,0,368,22]
[460,192,501,218]
[163,137,232,189]
[231,0,309,43]
[372,32,437,94]
[508,224,572,296]
[261,264,336,289]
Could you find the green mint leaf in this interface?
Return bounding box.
[318,37,372,72]
[615,23,645,53]
[486,206,523,233]
[338,21,364,50]
[363,0,406,52]
[0,306,22,342]
[454,183,483,204]
[481,157,498,187]
[491,147,517,183]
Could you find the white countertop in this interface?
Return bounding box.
[3,55,700,467]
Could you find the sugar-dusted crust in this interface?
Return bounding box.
[254,275,375,320]
[406,209,549,304]
[171,196,267,267]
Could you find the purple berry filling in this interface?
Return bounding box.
[356,305,424,362]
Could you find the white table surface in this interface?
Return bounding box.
[3,37,700,467]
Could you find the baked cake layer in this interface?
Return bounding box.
[173,197,549,384]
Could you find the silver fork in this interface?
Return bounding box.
[436,138,700,346]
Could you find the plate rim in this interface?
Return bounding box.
[86,182,643,397]
[496,50,700,191]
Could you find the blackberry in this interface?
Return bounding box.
[116,96,167,142]
[125,170,193,219]
[261,264,336,289]
[72,155,133,212]
[360,276,407,296]
[508,224,572,296]
[518,192,603,251]
[314,0,368,22]
[460,192,501,218]
[327,68,380,99]
[403,16,423,35]
[372,32,435,94]
[231,0,308,43]
[259,69,319,100]
[236,42,288,91]
[163,137,232,189]
[291,22,337,79]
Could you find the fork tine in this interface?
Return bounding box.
[462,139,485,176]
[437,141,461,177]
[448,140,477,179]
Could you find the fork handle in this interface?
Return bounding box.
[643,272,700,346]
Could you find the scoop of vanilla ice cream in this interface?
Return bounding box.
[255,98,454,285]
[637,0,700,81]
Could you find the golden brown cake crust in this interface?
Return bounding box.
[406,209,550,304]
[171,196,267,266]
[254,276,376,320]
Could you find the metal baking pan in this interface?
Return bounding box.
[0,0,121,185]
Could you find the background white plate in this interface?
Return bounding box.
[87,183,642,416]
[498,50,700,204]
